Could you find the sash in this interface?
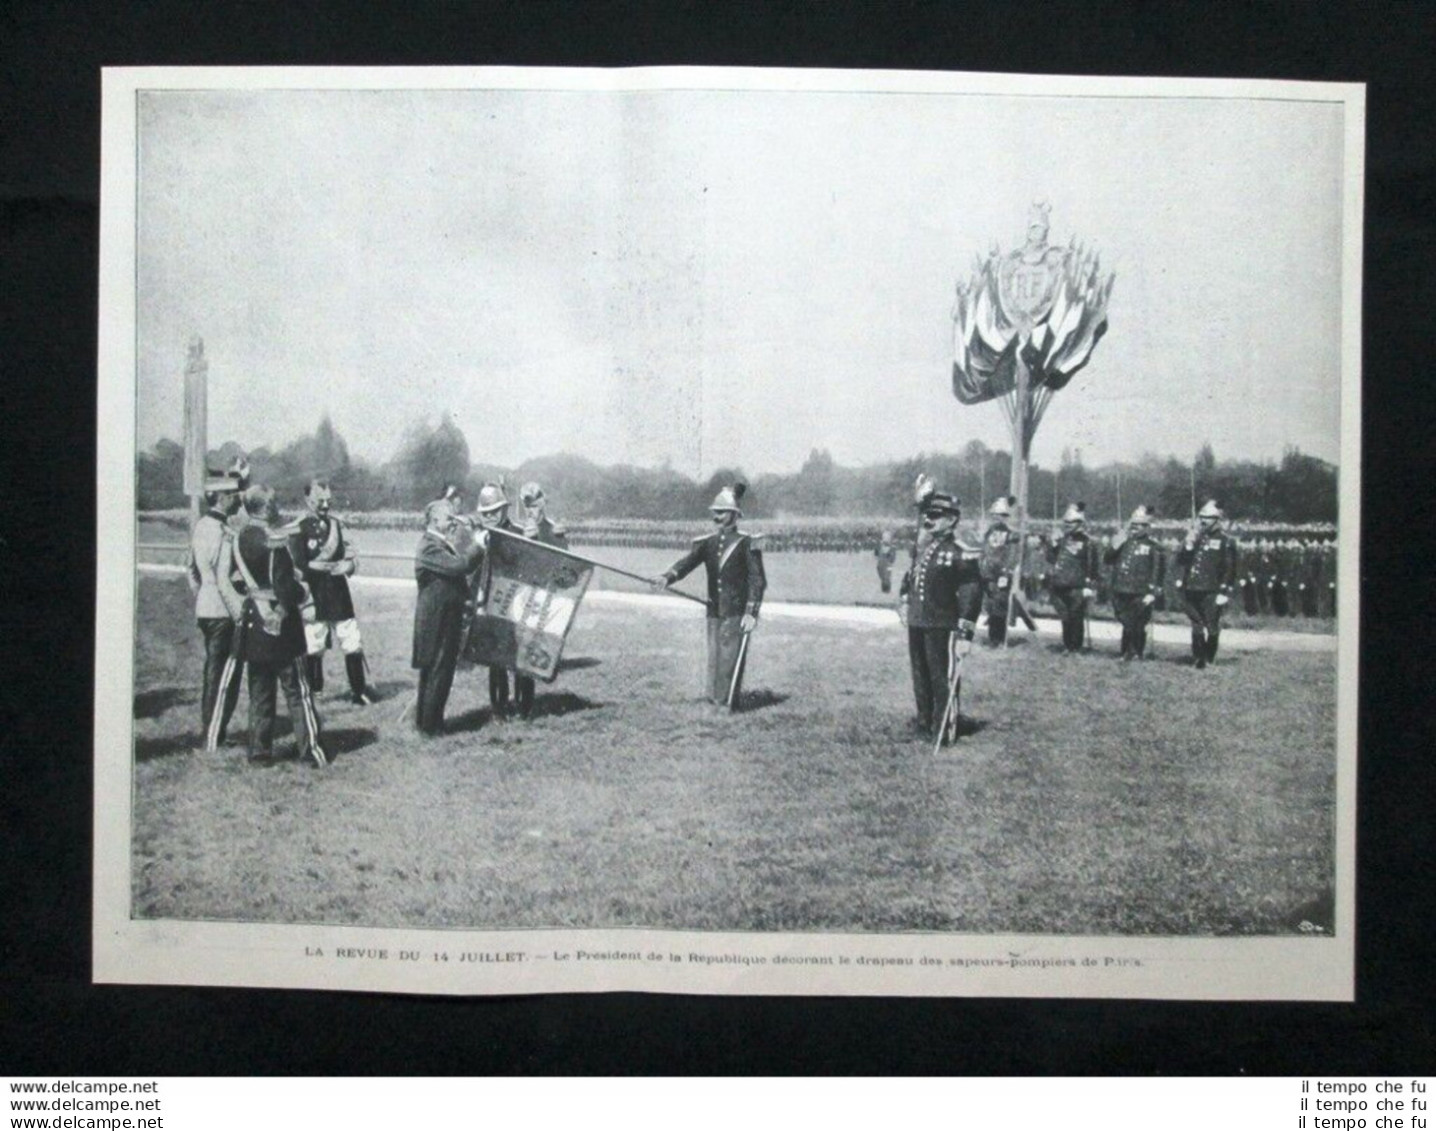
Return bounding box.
[233,540,286,638]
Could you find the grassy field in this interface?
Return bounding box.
[130,572,1336,936]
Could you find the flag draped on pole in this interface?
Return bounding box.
[463,531,593,681]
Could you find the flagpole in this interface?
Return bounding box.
[484,525,709,606]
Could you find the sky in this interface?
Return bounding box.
[136,82,1347,477]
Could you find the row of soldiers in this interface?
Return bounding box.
[893,479,1251,747]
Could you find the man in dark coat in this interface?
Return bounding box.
[231,486,327,766]
[1104,505,1166,661]
[1177,499,1240,669]
[292,477,377,704]
[978,495,1028,646]
[1043,502,1100,654]
[412,497,483,735]
[655,482,766,709]
[898,479,983,744]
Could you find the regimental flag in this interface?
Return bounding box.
[463,531,593,681]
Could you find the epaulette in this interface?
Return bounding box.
[746,532,766,541]
[550,521,567,536]
[691,532,711,545]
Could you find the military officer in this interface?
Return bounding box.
[513,481,569,718]
[189,469,246,750]
[467,482,525,719]
[1104,505,1167,661]
[412,496,484,735]
[231,486,327,766]
[292,477,377,705]
[1043,502,1100,653]
[978,496,1037,646]
[874,531,898,594]
[654,482,766,710]
[1176,499,1239,669]
[898,484,983,744]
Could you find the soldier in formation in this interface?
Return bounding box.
[1043,502,1100,654]
[1177,499,1239,669]
[874,531,898,594]
[230,485,327,766]
[654,482,766,710]
[292,477,378,705]
[1105,505,1166,661]
[898,478,983,744]
[411,494,484,735]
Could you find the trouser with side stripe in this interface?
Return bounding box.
[247,658,323,760]
[199,617,242,745]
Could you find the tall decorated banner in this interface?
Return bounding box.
[182,335,208,501]
[951,203,1114,634]
[951,203,1115,513]
[463,530,595,681]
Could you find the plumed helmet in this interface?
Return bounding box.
[710,481,746,514]
[913,473,936,507]
[1198,499,1223,519]
[1129,504,1153,525]
[519,481,545,508]
[475,482,509,513]
[989,495,1015,519]
[919,491,962,518]
[1062,501,1087,523]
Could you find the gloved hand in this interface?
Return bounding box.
[740,613,758,633]
[335,559,355,578]
[997,575,1010,589]
[1082,588,1095,601]
[1215,593,1230,607]
[1142,593,1156,606]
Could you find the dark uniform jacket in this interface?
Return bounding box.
[901,532,983,630]
[412,525,482,668]
[292,512,357,621]
[665,528,766,619]
[233,524,307,666]
[1105,534,1167,596]
[979,522,1020,585]
[1046,531,1100,589]
[1177,528,1239,593]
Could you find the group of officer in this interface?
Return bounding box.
[188,462,376,768]
[187,456,1256,762]
[893,477,1246,745]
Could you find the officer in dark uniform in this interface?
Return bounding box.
[471,483,523,719]
[898,481,983,744]
[292,477,377,705]
[978,495,1032,646]
[655,483,766,709]
[874,531,898,594]
[231,486,327,766]
[1176,499,1239,669]
[514,481,570,719]
[1043,502,1100,653]
[1104,505,1166,661]
[412,497,483,735]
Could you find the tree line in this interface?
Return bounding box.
[137,416,1338,524]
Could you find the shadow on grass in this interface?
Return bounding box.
[446,693,605,732]
[134,732,200,762]
[324,727,380,759]
[368,678,415,700]
[134,687,190,719]
[557,656,603,672]
[737,688,788,713]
